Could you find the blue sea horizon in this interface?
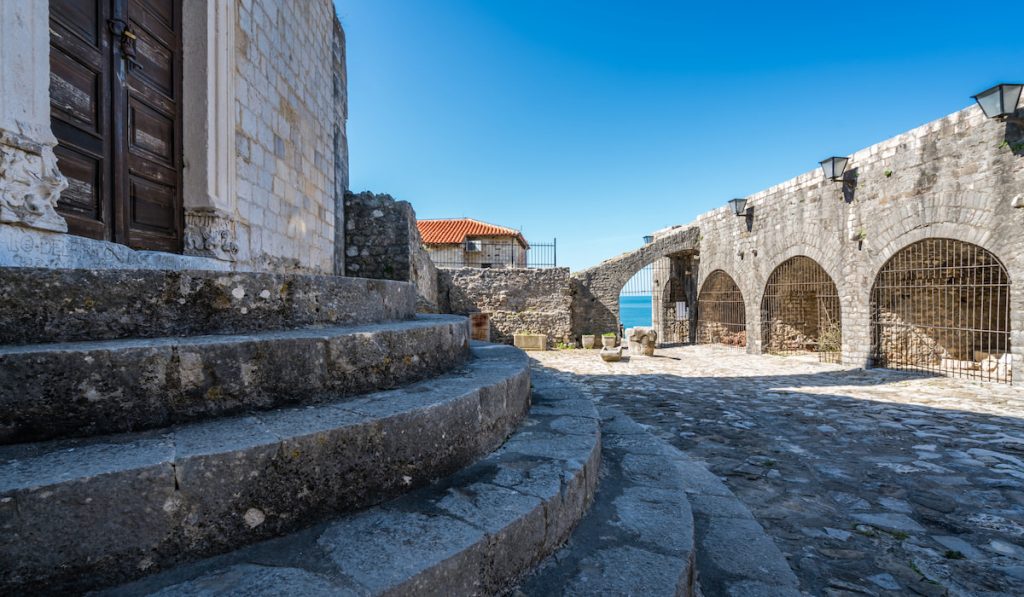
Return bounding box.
[619,294,652,329]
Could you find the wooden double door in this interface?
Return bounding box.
[49,0,183,252]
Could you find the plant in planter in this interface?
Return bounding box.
[581,334,596,349]
[601,332,617,348]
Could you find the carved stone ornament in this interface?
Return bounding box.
[184,208,240,261]
[0,130,68,232]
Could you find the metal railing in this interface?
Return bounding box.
[426,239,557,269]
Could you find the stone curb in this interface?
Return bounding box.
[668,446,802,596]
[0,315,471,443]
[99,363,602,596]
[516,403,696,596]
[0,268,417,345]
[0,343,530,594]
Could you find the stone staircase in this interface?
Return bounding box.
[0,267,801,595]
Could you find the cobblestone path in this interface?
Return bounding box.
[531,345,1024,596]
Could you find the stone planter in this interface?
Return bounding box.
[581,335,596,349]
[601,335,617,349]
[513,333,547,351]
[600,347,623,362]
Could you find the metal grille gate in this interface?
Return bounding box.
[761,256,842,363]
[696,270,746,347]
[619,260,671,332]
[871,238,1011,383]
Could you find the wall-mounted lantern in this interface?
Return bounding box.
[728,198,753,231]
[643,235,654,244]
[972,83,1023,126]
[819,156,850,182]
[728,198,750,217]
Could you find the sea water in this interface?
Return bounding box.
[618,294,652,329]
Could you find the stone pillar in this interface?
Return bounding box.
[181,0,239,262]
[0,1,68,233]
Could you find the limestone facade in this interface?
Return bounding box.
[0,0,347,273]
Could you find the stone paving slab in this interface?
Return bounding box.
[99,368,601,597]
[532,345,1024,596]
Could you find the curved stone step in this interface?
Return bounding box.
[0,315,471,444]
[669,441,801,596]
[0,268,416,346]
[0,343,530,594]
[99,367,601,597]
[517,404,696,596]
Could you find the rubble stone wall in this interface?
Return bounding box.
[343,191,439,310]
[438,267,573,346]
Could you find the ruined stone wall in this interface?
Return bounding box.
[233,0,344,272]
[571,227,700,340]
[343,191,439,310]
[689,104,1024,372]
[438,268,573,346]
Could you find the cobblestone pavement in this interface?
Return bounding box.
[530,345,1024,596]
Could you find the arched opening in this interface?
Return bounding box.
[619,253,696,343]
[761,256,842,363]
[657,273,690,344]
[871,238,1011,383]
[697,270,746,347]
[618,261,666,334]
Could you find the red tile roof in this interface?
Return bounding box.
[417,218,528,248]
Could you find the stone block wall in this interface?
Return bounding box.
[438,268,574,346]
[690,104,1024,372]
[344,191,439,310]
[233,0,345,273]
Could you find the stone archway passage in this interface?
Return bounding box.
[696,270,746,347]
[761,256,841,363]
[871,238,1011,383]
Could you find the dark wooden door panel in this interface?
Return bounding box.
[49,0,112,241]
[49,0,182,252]
[120,0,182,251]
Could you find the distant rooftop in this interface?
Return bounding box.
[417,218,529,248]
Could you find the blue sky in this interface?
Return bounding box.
[335,0,1023,272]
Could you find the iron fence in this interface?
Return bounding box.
[870,238,1012,384]
[761,256,842,363]
[426,239,557,269]
[696,270,747,347]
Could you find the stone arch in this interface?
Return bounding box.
[760,255,842,363]
[696,270,746,347]
[570,226,700,339]
[870,237,1012,383]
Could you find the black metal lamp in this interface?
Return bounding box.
[972,83,1024,126]
[728,198,749,217]
[819,156,850,182]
